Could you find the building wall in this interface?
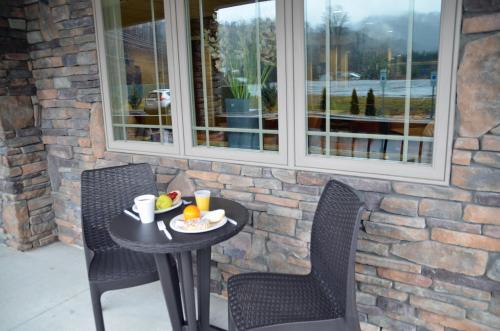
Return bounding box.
[0,0,56,250]
[21,0,500,330]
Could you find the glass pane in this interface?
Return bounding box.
[308,135,326,155]
[195,130,207,145]
[409,0,440,137]
[263,134,278,151]
[102,0,173,144]
[208,131,229,148]
[407,139,433,163]
[112,124,173,143]
[188,0,278,151]
[305,0,441,164]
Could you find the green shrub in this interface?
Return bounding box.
[365,88,376,116]
[350,89,359,115]
[319,87,326,111]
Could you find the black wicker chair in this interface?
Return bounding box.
[228,180,364,331]
[81,164,161,331]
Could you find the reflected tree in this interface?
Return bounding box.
[365,88,376,116]
[323,5,349,79]
[320,87,326,111]
[350,89,359,115]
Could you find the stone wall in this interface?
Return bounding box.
[23,0,102,245]
[0,0,56,250]
[19,0,500,330]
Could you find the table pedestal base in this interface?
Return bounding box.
[155,248,225,331]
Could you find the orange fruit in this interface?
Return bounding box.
[183,205,201,221]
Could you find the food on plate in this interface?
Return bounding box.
[166,190,181,205]
[173,208,226,232]
[156,194,173,210]
[183,205,201,221]
[203,209,225,223]
[181,218,209,231]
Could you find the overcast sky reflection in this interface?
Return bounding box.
[216,0,441,25]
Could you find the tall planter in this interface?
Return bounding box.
[225,98,259,149]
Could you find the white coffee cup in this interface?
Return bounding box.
[134,194,156,224]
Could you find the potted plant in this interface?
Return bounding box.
[127,83,145,140]
[128,83,143,111]
[207,15,276,149]
[224,70,251,114]
[262,83,277,113]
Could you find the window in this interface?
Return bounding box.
[293,0,458,182]
[96,0,180,154]
[304,0,440,163]
[179,0,288,164]
[96,0,459,183]
[188,0,279,151]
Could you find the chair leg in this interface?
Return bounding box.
[228,309,236,331]
[90,284,105,331]
[346,310,361,331]
[349,315,361,331]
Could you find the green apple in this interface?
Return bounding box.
[156,194,173,210]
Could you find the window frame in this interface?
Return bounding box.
[292,0,460,183]
[175,0,290,166]
[94,0,183,155]
[94,0,461,185]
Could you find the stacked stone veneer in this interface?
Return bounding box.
[20,0,500,330]
[0,0,56,250]
[21,0,103,246]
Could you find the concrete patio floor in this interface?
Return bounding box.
[0,242,228,331]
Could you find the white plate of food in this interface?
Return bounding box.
[170,210,227,234]
[133,190,182,214]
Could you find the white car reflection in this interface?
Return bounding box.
[144,89,171,113]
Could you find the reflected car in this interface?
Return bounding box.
[144,89,171,113]
[319,72,361,81]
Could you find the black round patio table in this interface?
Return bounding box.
[109,197,248,331]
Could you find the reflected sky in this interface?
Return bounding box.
[217,1,274,23]
[216,0,441,25]
[307,0,441,26]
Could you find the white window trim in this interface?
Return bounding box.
[292,0,460,184]
[175,0,289,166]
[93,0,461,185]
[93,0,182,156]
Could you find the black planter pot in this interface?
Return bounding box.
[225,98,259,150]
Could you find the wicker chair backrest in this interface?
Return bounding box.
[81,163,158,251]
[310,180,363,316]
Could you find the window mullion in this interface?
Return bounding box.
[403,0,415,162]
[107,0,128,140]
[256,0,264,151]
[165,0,183,152]
[197,0,210,146]
[150,0,164,144]
[325,1,331,156]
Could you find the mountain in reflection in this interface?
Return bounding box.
[306,11,441,81]
[355,12,441,53]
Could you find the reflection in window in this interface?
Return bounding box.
[188,0,278,151]
[305,0,440,164]
[102,0,173,144]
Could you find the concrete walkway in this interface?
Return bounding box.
[0,242,228,331]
